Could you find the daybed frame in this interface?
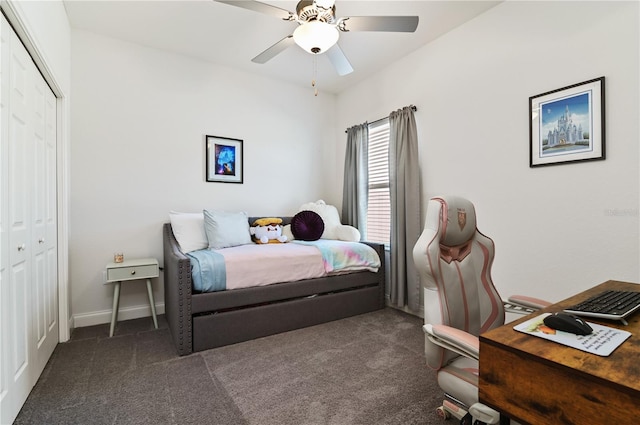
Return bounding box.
[163,221,386,355]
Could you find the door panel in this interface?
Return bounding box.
[0,13,9,423]
[4,26,32,424]
[45,90,57,337]
[33,73,57,375]
[0,14,58,424]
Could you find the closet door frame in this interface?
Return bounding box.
[1,2,71,343]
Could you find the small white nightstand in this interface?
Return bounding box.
[106,257,159,337]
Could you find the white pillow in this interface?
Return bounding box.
[169,211,208,253]
[298,200,343,240]
[336,225,361,242]
[297,200,361,242]
[203,209,252,250]
[282,224,295,241]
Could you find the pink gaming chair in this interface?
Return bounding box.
[413,196,550,424]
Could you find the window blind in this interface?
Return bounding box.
[366,120,390,246]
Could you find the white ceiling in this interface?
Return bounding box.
[63,0,501,94]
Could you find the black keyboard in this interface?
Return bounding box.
[564,290,640,323]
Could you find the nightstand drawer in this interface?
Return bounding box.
[107,264,158,282]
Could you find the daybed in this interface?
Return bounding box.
[163,218,386,356]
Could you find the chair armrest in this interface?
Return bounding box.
[423,324,479,361]
[504,295,552,315]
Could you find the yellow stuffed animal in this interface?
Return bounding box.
[250,217,288,244]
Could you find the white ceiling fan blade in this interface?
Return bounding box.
[339,16,419,32]
[251,35,295,64]
[215,0,294,21]
[326,44,353,76]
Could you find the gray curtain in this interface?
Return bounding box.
[388,106,421,312]
[342,123,369,238]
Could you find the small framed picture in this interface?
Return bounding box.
[529,77,605,167]
[206,135,243,183]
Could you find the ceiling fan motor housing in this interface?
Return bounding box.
[296,0,336,24]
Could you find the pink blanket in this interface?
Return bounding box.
[219,243,326,290]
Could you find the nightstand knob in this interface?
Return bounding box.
[17,243,26,251]
[38,238,45,244]
[130,270,136,275]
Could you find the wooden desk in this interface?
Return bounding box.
[479,280,640,425]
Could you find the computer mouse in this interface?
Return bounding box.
[543,312,593,335]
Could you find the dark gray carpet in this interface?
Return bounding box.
[14,308,444,425]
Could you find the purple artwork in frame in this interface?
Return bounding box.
[206,135,243,183]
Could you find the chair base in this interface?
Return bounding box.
[438,397,505,425]
[437,398,469,421]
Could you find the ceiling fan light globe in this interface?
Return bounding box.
[293,21,339,55]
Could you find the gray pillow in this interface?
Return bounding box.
[203,209,252,249]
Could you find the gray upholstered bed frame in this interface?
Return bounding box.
[163,221,386,355]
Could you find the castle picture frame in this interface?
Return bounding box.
[529,77,605,167]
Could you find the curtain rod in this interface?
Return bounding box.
[345,105,417,133]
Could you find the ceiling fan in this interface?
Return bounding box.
[215,0,419,76]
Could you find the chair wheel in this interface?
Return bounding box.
[436,406,450,420]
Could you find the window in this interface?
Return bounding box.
[366,120,390,246]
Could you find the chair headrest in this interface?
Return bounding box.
[434,196,477,247]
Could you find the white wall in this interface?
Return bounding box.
[70,30,337,325]
[335,1,640,304]
[70,1,640,325]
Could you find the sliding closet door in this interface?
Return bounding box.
[0,14,8,424]
[0,13,58,424]
[0,13,16,425]
[32,66,58,377]
[0,15,33,424]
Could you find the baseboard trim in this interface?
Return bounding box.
[73,303,165,328]
[384,294,424,319]
[74,298,420,328]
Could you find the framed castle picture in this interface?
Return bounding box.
[529,77,605,167]
[206,135,243,183]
